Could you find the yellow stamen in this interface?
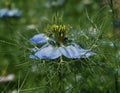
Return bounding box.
[51,24,67,45]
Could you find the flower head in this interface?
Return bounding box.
[0,2,22,18]
[44,0,67,9]
[29,24,95,59]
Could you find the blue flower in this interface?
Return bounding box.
[44,0,66,8]
[0,8,22,18]
[30,43,94,59]
[29,25,95,59]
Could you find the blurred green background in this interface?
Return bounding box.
[0,0,120,93]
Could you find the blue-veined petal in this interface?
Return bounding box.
[66,45,81,58]
[30,33,49,45]
[72,43,95,58]
[59,47,70,58]
[59,45,80,58]
[34,45,61,59]
[59,43,94,58]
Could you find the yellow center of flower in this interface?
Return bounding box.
[5,1,12,9]
[51,24,67,45]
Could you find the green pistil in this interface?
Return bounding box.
[51,24,67,45]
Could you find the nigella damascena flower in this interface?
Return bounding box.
[29,24,94,59]
[0,2,22,18]
[44,0,67,9]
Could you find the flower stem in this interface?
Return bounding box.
[114,70,118,93]
[108,0,116,37]
[58,57,64,93]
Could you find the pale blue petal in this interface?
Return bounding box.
[7,9,22,18]
[34,45,61,59]
[59,43,94,58]
[29,42,94,59]
[72,43,95,58]
[82,51,94,58]
[0,9,8,18]
[29,54,38,59]
[78,49,94,58]
[66,45,80,58]
[59,45,80,58]
[59,47,70,58]
[31,48,39,52]
[30,33,49,45]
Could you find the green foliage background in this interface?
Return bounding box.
[0,0,120,93]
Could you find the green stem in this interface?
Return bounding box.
[109,0,115,19]
[58,67,62,92]
[114,71,118,93]
[58,57,64,93]
[108,0,117,39]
